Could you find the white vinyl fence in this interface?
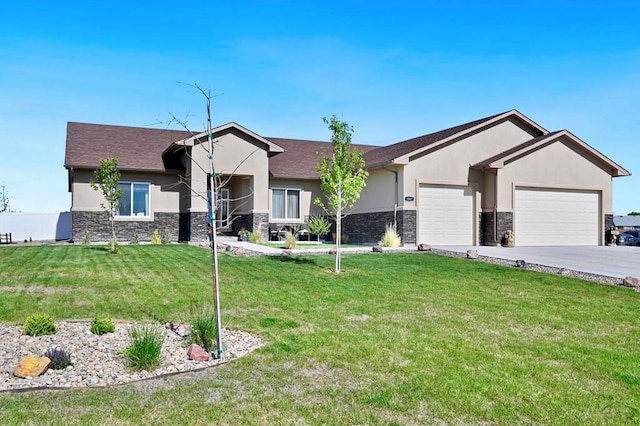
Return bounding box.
[0,212,71,242]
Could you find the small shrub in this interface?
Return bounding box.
[23,314,57,336]
[90,317,115,335]
[284,231,297,249]
[82,230,91,245]
[308,216,331,244]
[44,347,72,370]
[151,230,161,245]
[129,233,139,245]
[380,223,402,247]
[188,306,217,353]
[248,230,263,244]
[122,323,165,371]
[160,229,172,245]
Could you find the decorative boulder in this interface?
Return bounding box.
[14,356,51,378]
[233,247,247,257]
[417,243,431,252]
[187,344,211,362]
[623,276,640,288]
[329,248,337,255]
[502,230,515,247]
[372,246,383,253]
[466,250,478,259]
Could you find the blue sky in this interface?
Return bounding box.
[1,1,638,214]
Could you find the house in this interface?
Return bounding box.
[613,215,640,231]
[64,110,630,246]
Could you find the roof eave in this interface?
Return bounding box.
[398,109,547,162]
[170,122,285,153]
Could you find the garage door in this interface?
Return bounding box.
[418,185,474,245]
[514,188,599,246]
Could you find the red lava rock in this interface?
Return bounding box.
[187,344,211,362]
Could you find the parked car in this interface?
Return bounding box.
[618,233,634,245]
[619,230,640,246]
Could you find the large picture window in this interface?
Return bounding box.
[272,188,300,220]
[117,182,150,217]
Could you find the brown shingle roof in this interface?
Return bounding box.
[65,122,190,171]
[267,137,378,179]
[363,111,510,167]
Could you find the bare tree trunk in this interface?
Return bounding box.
[110,215,116,253]
[336,188,342,273]
[205,98,224,359]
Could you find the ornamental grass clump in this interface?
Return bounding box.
[23,314,57,336]
[90,317,115,335]
[188,306,217,353]
[248,230,263,244]
[380,223,402,247]
[151,230,162,245]
[122,323,164,371]
[284,231,297,249]
[44,347,73,370]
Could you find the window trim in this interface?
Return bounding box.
[271,187,302,221]
[115,181,151,218]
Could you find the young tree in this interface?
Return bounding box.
[0,185,14,213]
[315,115,369,273]
[307,215,331,245]
[167,84,231,358]
[90,158,122,253]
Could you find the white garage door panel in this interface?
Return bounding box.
[515,189,599,246]
[419,185,474,245]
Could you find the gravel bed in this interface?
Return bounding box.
[0,321,264,392]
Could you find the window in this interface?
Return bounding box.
[272,188,301,220]
[117,182,150,217]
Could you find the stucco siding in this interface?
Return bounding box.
[356,167,399,213]
[190,133,270,212]
[497,139,613,212]
[401,119,537,210]
[71,170,183,214]
[268,178,323,223]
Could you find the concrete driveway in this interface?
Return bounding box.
[433,245,640,279]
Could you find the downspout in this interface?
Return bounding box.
[382,165,399,228]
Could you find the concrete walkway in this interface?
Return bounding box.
[433,245,640,279]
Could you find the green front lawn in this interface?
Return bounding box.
[1,245,639,425]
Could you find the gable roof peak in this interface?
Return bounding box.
[363,109,546,168]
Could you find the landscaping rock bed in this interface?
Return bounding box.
[429,248,626,288]
[0,321,263,392]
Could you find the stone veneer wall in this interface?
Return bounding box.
[188,212,210,242]
[496,211,513,245]
[397,210,416,245]
[480,212,497,246]
[232,213,270,241]
[342,210,416,245]
[72,211,180,243]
